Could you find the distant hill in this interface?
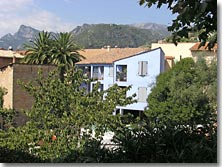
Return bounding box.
[0,23,171,50]
[0,25,40,50]
[70,23,170,48]
[130,23,170,37]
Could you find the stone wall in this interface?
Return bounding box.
[0,64,55,111]
[192,51,217,64]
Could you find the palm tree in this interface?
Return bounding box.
[23,31,53,64]
[23,31,84,67]
[51,32,85,81]
[51,32,85,71]
[22,31,84,81]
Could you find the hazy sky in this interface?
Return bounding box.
[0,0,177,37]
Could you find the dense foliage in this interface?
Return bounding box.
[109,58,217,163]
[0,67,136,162]
[165,32,199,43]
[139,0,217,49]
[0,57,217,163]
[146,58,217,127]
[0,87,6,108]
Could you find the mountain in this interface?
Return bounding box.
[0,25,40,50]
[70,23,170,48]
[0,23,170,50]
[131,22,168,30]
[130,23,170,37]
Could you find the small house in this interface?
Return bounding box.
[76,47,165,116]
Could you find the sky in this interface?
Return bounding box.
[0,0,177,37]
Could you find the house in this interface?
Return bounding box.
[76,47,165,116]
[151,42,196,62]
[190,42,217,63]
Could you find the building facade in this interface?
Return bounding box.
[0,49,24,68]
[190,42,217,63]
[77,47,165,116]
[151,42,196,62]
[0,47,166,116]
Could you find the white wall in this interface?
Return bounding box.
[77,48,165,112]
[113,48,164,111]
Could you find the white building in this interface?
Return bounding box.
[76,47,165,116]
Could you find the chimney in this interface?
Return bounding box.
[107,45,111,52]
[13,54,16,63]
[8,46,16,63]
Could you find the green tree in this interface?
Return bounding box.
[109,58,217,163]
[139,0,217,48]
[146,58,217,129]
[0,87,16,131]
[23,31,53,64]
[51,32,84,71]
[0,87,7,108]
[23,31,84,80]
[0,67,136,162]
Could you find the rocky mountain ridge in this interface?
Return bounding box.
[0,23,170,50]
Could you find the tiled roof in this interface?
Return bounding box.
[165,56,175,59]
[0,50,24,58]
[76,48,150,64]
[190,42,217,51]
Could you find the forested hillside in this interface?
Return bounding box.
[0,23,170,50]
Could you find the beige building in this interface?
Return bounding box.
[190,42,217,63]
[0,49,24,68]
[0,64,54,111]
[151,42,196,62]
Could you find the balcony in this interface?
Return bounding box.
[92,66,104,80]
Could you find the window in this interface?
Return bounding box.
[138,61,148,76]
[138,87,147,102]
[116,65,127,82]
[93,66,104,80]
[80,66,91,78]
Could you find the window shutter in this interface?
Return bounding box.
[142,61,148,75]
[109,66,114,77]
[138,61,142,75]
[138,87,147,102]
[138,61,148,76]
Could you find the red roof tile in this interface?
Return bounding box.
[190,42,217,51]
[76,48,150,64]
